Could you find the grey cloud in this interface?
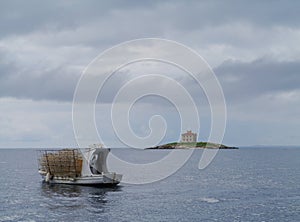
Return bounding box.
[1,0,300,104]
[0,46,133,102]
[1,0,299,40]
[215,58,300,103]
[1,0,300,147]
[0,53,80,101]
[0,0,159,38]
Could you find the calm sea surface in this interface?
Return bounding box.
[0,148,299,222]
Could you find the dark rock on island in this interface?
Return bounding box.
[146,142,238,149]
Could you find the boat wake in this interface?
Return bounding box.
[199,197,220,203]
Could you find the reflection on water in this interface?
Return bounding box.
[40,182,122,213]
[41,182,82,198]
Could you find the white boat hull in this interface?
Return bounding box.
[40,172,122,186]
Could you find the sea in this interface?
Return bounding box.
[0,148,299,222]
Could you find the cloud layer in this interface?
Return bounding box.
[0,0,300,147]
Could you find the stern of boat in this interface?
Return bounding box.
[103,172,123,184]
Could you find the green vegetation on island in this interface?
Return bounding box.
[147,142,238,149]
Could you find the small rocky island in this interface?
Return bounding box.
[146,142,238,149]
[147,131,238,150]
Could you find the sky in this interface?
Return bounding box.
[0,0,300,148]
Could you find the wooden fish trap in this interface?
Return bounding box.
[38,149,83,178]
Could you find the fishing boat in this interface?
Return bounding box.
[38,145,122,186]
